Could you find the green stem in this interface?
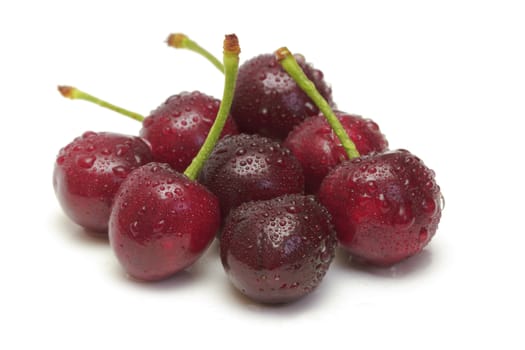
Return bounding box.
[167,33,225,74]
[275,47,360,160]
[183,34,240,180]
[57,86,144,122]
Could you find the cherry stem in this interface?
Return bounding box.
[57,85,144,122]
[167,33,225,74]
[276,47,360,160]
[183,34,240,181]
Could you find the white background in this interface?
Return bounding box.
[1,0,523,349]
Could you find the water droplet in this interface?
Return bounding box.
[77,155,96,169]
[304,102,315,113]
[153,219,165,233]
[116,145,130,157]
[395,205,415,228]
[130,221,140,237]
[151,165,160,172]
[422,198,437,215]
[236,148,246,156]
[321,250,332,263]
[82,131,97,139]
[286,205,299,214]
[162,126,171,135]
[56,155,66,165]
[112,166,129,178]
[439,194,446,211]
[419,227,429,244]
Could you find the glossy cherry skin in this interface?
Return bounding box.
[109,162,220,281]
[199,134,305,219]
[220,194,337,304]
[284,111,388,194]
[318,150,442,266]
[230,53,333,140]
[140,91,239,172]
[53,131,153,233]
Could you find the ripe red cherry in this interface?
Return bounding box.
[53,131,153,233]
[199,133,305,219]
[140,91,238,172]
[109,162,220,280]
[220,194,337,304]
[230,53,333,139]
[284,111,388,193]
[318,150,442,266]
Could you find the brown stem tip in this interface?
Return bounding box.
[224,34,240,55]
[275,47,292,61]
[58,85,75,99]
[166,33,188,48]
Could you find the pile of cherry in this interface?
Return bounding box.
[54,34,442,304]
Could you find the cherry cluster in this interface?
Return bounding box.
[54,33,443,304]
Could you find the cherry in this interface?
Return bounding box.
[53,131,153,233]
[230,53,333,140]
[140,91,238,172]
[277,47,443,266]
[284,111,388,194]
[109,162,220,280]
[220,194,337,304]
[108,34,241,281]
[318,150,442,266]
[58,87,238,173]
[199,133,305,219]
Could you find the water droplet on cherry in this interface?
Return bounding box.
[77,155,96,169]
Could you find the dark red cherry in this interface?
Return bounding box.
[53,131,153,233]
[220,194,337,304]
[140,91,239,172]
[109,162,220,281]
[230,53,333,140]
[284,111,388,193]
[199,133,305,219]
[318,150,442,266]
